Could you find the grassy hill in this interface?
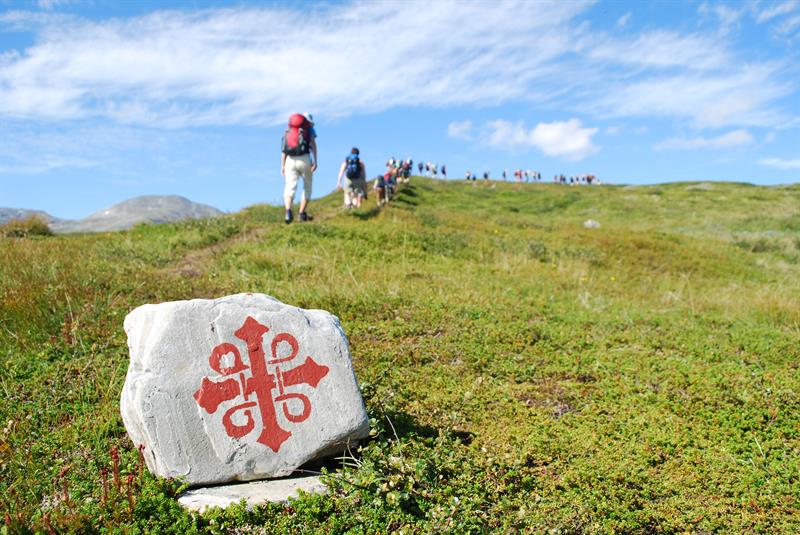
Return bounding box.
[1,178,799,533]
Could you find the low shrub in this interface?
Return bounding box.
[1,215,53,238]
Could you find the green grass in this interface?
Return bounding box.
[1,178,799,533]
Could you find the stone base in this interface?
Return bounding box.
[178,475,327,513]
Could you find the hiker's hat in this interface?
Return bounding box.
[304,113,314,123]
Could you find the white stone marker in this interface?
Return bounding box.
[121,293,369,487]
[178,475,328,513]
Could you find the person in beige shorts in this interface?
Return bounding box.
[281,113,318,223]
[336,147,367,209]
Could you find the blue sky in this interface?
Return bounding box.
[1,0,799,219]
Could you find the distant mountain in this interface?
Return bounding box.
[51,195,224,233]
[3,196,223,234]
[0,208,62,226]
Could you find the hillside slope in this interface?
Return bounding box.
[1,178,798,532]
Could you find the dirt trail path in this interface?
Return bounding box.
[162,204,345,277]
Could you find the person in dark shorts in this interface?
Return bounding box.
[373,169,397,207]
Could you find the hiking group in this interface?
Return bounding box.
[280,113,410,223]
[280,112,600,224]
[373,157,411,207]
[337,154,412,209]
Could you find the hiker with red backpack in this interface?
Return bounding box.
[281,113,317,224]
[337,147,367,209]
[373,164,397,207]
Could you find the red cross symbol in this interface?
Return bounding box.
[193,316,330,452]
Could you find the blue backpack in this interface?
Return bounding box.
[345,154,361,179]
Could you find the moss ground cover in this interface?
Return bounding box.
[1,179,798,533]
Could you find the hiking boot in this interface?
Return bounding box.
[299,212,313,222]
[284,209,293,224]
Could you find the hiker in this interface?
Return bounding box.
[337,147,367,209]
[281,113,317,223]
[441,164,447,179]
[418,161,423,175]
[401,159,412,183]
[374,169,396,207]
[502,169,507,181]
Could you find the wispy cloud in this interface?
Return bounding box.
[616,12,631,29]
[755,0,798,23]
[749,0,800,39]
[775,14,800,34]
[0,120,180,174]
[698,2,744,30]
[0,2,592,127]
[447,120,473,140]
[655,129,754,150]
[37,0,71,10]
[592,65,792,128]
[759,157,800,169]
[486,119,598,160]
[586,30,731,70]
[0,1,794,131]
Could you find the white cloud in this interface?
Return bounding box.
[592,65,792,128]
[655,129,754,150]
[586,30,731,70]
[0,120,181,174]
[698,2,744,29]
[751,0,800,37]
[486,119,598,160]
[715,4,744,26]
[486,120,530,149]
[573,26,795,128]
[0,1,794,133]
[755,0,798,23]
[616,12,631,29]
[776,14,800,33]
[447,120,473,140]
[759,157,800,169]
[37,0,69,10]
[0,2,593,127]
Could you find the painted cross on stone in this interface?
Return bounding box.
[193,316,330,452]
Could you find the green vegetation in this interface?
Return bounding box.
[0,216,53,238]
[1,179,799,533]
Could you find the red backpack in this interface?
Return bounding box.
[281,113,311,156]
